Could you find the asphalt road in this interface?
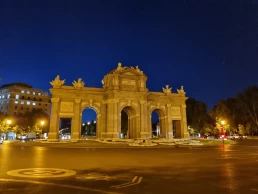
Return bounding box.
[1,140,258,194]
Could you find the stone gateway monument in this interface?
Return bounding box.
[49,63,188,140]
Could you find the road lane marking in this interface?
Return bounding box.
[111,176,143,189]
[7,168,76,178]
[0,178,121,194]
[76,173,115,181]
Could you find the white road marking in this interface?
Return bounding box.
[0,178,121,194]
[7,168,76,178]
[76,173,115,181]
[111,176,143,189]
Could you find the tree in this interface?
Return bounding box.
[186,98,209,134]
[236,86,258,134]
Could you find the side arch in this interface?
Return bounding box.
[150,108,167,138]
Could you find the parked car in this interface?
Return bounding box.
[0,137,3,144]
[240,135,247,139]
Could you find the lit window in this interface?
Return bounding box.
[33,92,35,95]
[38,93,41,96]
[15,95,19,99]
[2,95,4,98]
[0,96,1,99]
[21,101,24,104]
[32,102,36,106]
[15,101,18,104]
[87,122,90,125]
[7,94,10,99]
[27,101,30,105]
[21,90,24,93]
[27,91,30,94]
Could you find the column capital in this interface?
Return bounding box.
[140,100,146,105]
[181,104,186,109]
[51,98,60,103]
[75,99,81,103]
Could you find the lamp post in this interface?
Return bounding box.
[41,121,45,134]
[221,120,225,144]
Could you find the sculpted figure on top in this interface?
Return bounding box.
[162,85,172,94]
[50,75,65,88]
[72,78,85,89]
[115,62,143,74]
[177,86,186,96]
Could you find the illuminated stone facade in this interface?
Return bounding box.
[49,63,188,140]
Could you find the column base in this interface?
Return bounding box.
[48,132,58,140]
[167,132,174,139]
[139,132,152,139]
[71,132,80,140]
[183,132,189,138]
[100,132,119,139]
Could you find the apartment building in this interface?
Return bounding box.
[0,83,51,116]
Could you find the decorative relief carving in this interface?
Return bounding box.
[177,86,186,96]
[162,85,172,94]
[171,107,181,115]
[72,78,85,89]
[50,75,65,88]
[115,62,144,74]
[60,102,74,112]
[89,99,93,106]
[122,79,136,86]
[166,104,171,107]
[51,98,60,103]
[127,100,131,106]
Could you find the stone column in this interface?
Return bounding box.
[106,99,119,139]
[166,104,173,139]
[71,99,81,140]
[181,104,189,138]
[48,98,60,140]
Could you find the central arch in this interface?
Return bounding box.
[119,106,138,139]
[80,105,100,139]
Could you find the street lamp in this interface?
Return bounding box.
[7,120,11,125]
[40,121,45,135]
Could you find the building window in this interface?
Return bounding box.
[0,107,2,110]
[34,97,36,101]
[32,102,36,106]
[27,101,30,105]
[27,107,29,110]
[7,94,10,99]
[33,92,35,95]
[21,107,23,110]
[21,90,24,93]
[28,97,30,100]
[15,101,18,104]
[39,98,42,102]
[21,101,24,104]
[2,95,4,98]
[0,96,1,99]
[45,104,47,106]
[27,91,30,94]
[22,96,24,99]
[39,103,41,106]
[15,95,19,99]
[38,93,41,96]
[15,106,17,109]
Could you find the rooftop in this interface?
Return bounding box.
[1,83,32,89]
